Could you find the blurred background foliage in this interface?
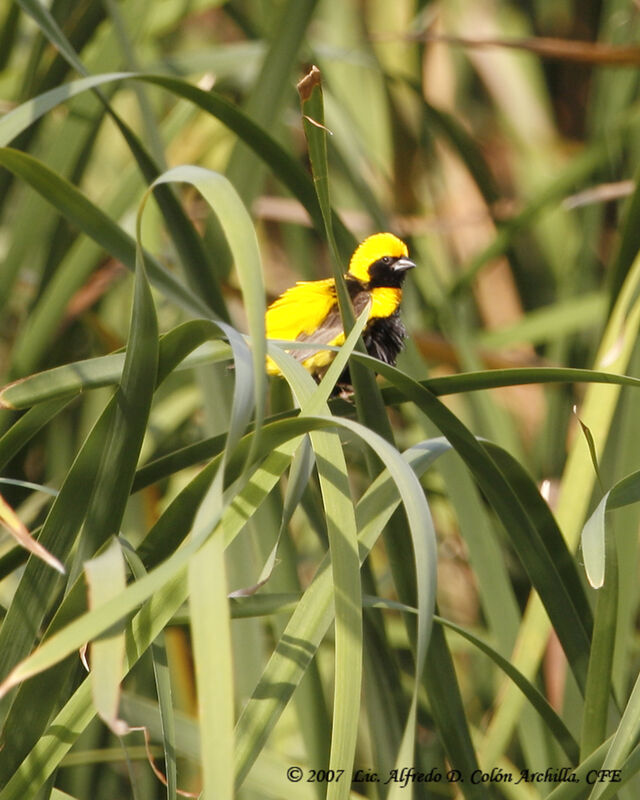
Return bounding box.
[1,0,640,798]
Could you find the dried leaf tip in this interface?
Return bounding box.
[0,377,22,409]
[297,65,322,101]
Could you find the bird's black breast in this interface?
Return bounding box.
[327,278,408,390]
[334,310,407,390]
[363,311,407,366]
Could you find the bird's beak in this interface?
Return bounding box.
[393,256,416,272]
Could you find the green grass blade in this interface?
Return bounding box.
[297,66,393,451]
[16,0,229,320]
[0,417,416,691]
[581,525,618,760]
[0,566,190,800]
[0,69,352,251]
[267,325,365,800]
[296,68,424,783]
[122,543,178,800]
[14,355,640,412]
[84,538,128,736]
[436,616,579,763]
[0,72,131,147]
[421,622,489,800]
[482,246,640,764]
[0,322,233,410]
[74,219,159,565]
[381,366,640,404]
[0,402,114,733]
[582,465,640,590]
[0,209,159,774]
[189,532,234,800]
[368,359,593,690]
[0,149,210,343]
[225,0,319,204]
[146,165,266,450]
[235,437,442,787]
[0,423,433,795]
[0,397,73,469]
[589,671,640,800]
[582,493,610,591]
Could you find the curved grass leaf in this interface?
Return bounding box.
[6,359,640,411]
[0,414,431,689]
[1,386,436,788]
[0,402,118,727]
[380,365,640,404]
[0,565,189,800]
[145,166,266,455]
[134,74,354,255]
[75,231,159,564]
[0,326,231,410]
[135,167,263,800]
[582,466,640,589]
[362,358,593,692]
[0,72,131,147]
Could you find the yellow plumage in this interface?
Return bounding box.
[265,232,415,378]
[265,278,337,340]
[265,279,341,373]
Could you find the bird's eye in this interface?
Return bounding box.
[381,256,392,265]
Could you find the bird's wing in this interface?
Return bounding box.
[265,279,337,343]
[266,281,371,365]
[291,290,371,363]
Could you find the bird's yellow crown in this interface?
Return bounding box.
[347,232,409,283]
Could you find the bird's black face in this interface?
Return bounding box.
[366,255,416,288]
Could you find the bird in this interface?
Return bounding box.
[265,232,416,385]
